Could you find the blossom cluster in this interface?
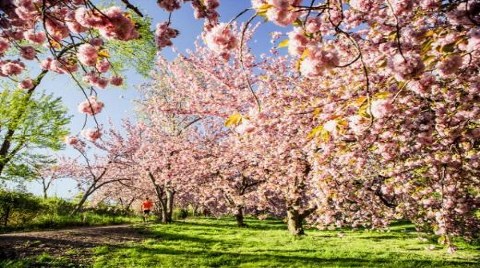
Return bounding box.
[204,23,238,60]
[155,22,179,49]
[77,96,105,116]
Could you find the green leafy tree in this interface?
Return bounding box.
[0,89,70,178]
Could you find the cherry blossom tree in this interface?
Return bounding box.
[11,0,478,246]
[287,0,480,248]
[140,40,321,234]
[184,126,265,227]
[60,134,137,213]
[135,6,479,241]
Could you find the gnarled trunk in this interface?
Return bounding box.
[154,188,174,223]
[159,200,167,223]
[235,206,246,227]
[287,209,304,235]
[286,206,317,236]
[154,190,167,223]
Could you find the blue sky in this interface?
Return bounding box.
[22,0,287,198]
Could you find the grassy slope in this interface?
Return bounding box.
[93,218,480,268]
[0,212,141,233]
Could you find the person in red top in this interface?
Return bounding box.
[141,197,154,222]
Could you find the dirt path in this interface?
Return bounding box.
[0,224,146,267]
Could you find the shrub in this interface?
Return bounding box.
[0,189,43,227]
[0,190,138,231]
[173,208,189,220]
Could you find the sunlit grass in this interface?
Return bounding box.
[0,253,76,268]
[93,217,480,267]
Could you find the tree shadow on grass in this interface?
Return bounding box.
[174,218,287,231]
[356,235,415,240]
[146,231,226,245]
[102,244,480,268]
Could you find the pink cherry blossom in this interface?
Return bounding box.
[89,38,104,47]
[97,7,139,41]
[65,11,86,34]
[110,76,124,86]
[1,61,25,76]
[19,78,34,90]
[157,0,181,12]
[300,47,339,77]
[20,46,36,60]
[155,22,179,49]
[77,43,98,66]
[287,28,308,56]
[23,30,46,44]
[65,136,80,145]
[84,72,109,89]
[388,53,425,81]
[96,59,111,73]
[81,128,102,141]
[0,38,10,54]
[371,99,394,118]
[349,0,375,12]
[437,55,464,77]
[77,96,105,116]
[204,23,238,57]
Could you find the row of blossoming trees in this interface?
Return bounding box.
[1,0,479,249]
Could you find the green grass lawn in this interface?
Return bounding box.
[93,218,480,268]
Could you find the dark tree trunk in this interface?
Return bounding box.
[42,179,48,199]
[125,198,135,211]
[72,185,96,215]
[1,206,11,227]
[156,198,167,223]
[287,209,304,235]
[0,129,16,177]
[73,193,89,214]
[234,206,246,227]
[202,206,211,217]
[286,206,317,236]
[160,203,168,223]
[149,172,174,223]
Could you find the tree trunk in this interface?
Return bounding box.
[165,189,175,223]
[192,204,198,217]
[287,209,304,235]
[2,206,11,227]
[155,198,167,223]
[73,195,88,214]
[160,203,168,223]
[42,179,48,199]
[152,183,167,223]
[201,206,211,217]
[0,128,16,177]
[234,206,246,227]
[0,76,44,177]
[125,198,135,211]
[72,188,94,215]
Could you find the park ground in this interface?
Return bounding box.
[0,218,479,267]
